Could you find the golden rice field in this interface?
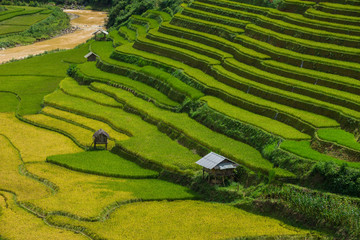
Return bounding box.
[0,191,87,240]
[0,113,82,162]
[48,200,309,240]
[0,135,50,201]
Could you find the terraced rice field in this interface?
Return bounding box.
[1,0,360,239]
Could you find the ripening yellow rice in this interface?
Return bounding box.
[25,113,95,147]
[25,113,119,149]
[0,191,87,240]
[41,106,129,141]
[0,113,82,162]
[0,135,49,201]
[49,200,309,240]
[26,162,135,218]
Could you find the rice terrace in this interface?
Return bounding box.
[0,0,360,239]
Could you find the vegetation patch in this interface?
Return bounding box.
[317,128,360,152]
[280,140,360,169]
[47,151,158,178]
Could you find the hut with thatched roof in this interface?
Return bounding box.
[93,129,110,149]
[84,51,98,61]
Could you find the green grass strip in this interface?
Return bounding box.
[139,66,204,99]
[262,60,360,89]
[305,8,360,26]
[197,0,269,15]
[60,77,123,108]
[224,58,360,119]
[159,22,269,60]
[91,41,203,100]
[281,140,360,169]
[44,90,200,173]
[119,26,136,42]
[131,15,159,29]
[172,14,244,34]
[236,34,360,73]
[245,23,360,58]
[145,10,172,22]
[181,4,250,28]
[190,1,360,44]
[319,2,360,12]
[47,151,159,178]
[201,96,310,140]
[115,44,338,128]
[0,13,49,26]
[317,128,360,152]
[91,82,295,178]
[108,29,129,46]
[268,8,360,34]
[77,62,179,107]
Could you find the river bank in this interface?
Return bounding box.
[0,9,107,64]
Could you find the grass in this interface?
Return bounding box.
[280,140,360,169]
[235,34,360,73]
[131,15,159,29]
[0,43,89,115]
[317,128,360,151]
[26,162,197,218]
[115,43,339,128]
[0,92,18,112]
[224,58,360,119]
[0,113,81,163]
[48,200,308,239]
[201,96,310,140]
[145,10,172,22]
[0,191,86,240]
[41,106,129,142]
[91,82,294,177]
[43,90,201,172]
[59,77,123,108]
[190,1,360,45]
[0,24,28,35]
[47,151,158,178]
[140,65,204,99]
[91,41,203,100]
[76,62,179,107]
[305,8,360,26]
[119,26,136,41]
[262,60,360,89]
[108,29,129,46]
[245,23,360,57]
[0,13,49,26]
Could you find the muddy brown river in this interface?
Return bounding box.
[0,10,107,64]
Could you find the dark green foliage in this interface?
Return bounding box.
[266,184,360,238]
[307,161,360,197]
[106,0,182,28]
[0,6,69,48]
[187,101,280,152]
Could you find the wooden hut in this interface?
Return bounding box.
[84,52,98,61]
[92,29,108,41]
[196,152,239,185]
[93,129,110,149]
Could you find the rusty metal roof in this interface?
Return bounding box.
[196,152,239,170]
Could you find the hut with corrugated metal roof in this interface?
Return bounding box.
[93,29,108,41]
[84,51,98,61]
[196,152,239,185]
[93,129,110,149]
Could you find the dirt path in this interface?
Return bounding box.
[0,10,107,64]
